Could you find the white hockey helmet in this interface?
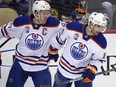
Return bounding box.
[88,12,108,32]
[32,0,51,13]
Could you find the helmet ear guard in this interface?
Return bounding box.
[88,12,108,32]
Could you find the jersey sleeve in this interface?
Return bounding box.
[1,22,24,39]
[89,46,107,70]
[50,26,69,50]
[89,34,107,70]
[0,15,30,39]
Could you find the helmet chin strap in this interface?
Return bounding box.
[33,12,42,24]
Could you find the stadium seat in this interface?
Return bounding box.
[0,8,18,26]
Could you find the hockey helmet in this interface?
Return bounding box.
[32,0,51,13]
[88,12,108,32]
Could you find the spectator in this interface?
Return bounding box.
[0,0,28,15]
[101,1,113,29]
[0,0,8,7]
[101,0,116,29]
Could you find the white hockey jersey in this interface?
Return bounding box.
[0,15,65,71]
[50,22,107,79]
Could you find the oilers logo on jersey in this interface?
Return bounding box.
[70,42,88,60]
[25,33,44,50]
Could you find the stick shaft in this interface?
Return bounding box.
[55,68,116,85]
[0,49,15,53]
[97,68,116,75]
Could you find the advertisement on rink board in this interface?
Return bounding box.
[0,30,116,87]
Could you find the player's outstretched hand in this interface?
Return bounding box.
[82,65,97,83]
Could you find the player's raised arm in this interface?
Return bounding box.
[48,26,69,62]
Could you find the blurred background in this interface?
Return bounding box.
[0,0,116,29]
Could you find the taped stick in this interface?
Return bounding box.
[55,68,116,85]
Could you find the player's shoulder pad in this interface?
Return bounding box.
[13,16,30,27]
[44,16,60,27]
[93,33,107,49]
[66,22,83,32]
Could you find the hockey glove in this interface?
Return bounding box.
[48,45,59,62]
[82,65,97,83]
[48,53,59,62]
[75,8,87,14]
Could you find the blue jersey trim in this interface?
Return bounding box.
[59,62,83,74]
[66,22,83,33]
[13,16,30,27]
[92,33,107,49]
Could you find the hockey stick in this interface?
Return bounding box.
[0,65,12,67]
[0,49,15,53]
[0,38,11,48]
[55,68,116,85]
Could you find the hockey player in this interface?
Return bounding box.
[49,12,108,87]
[0,0,64,87]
